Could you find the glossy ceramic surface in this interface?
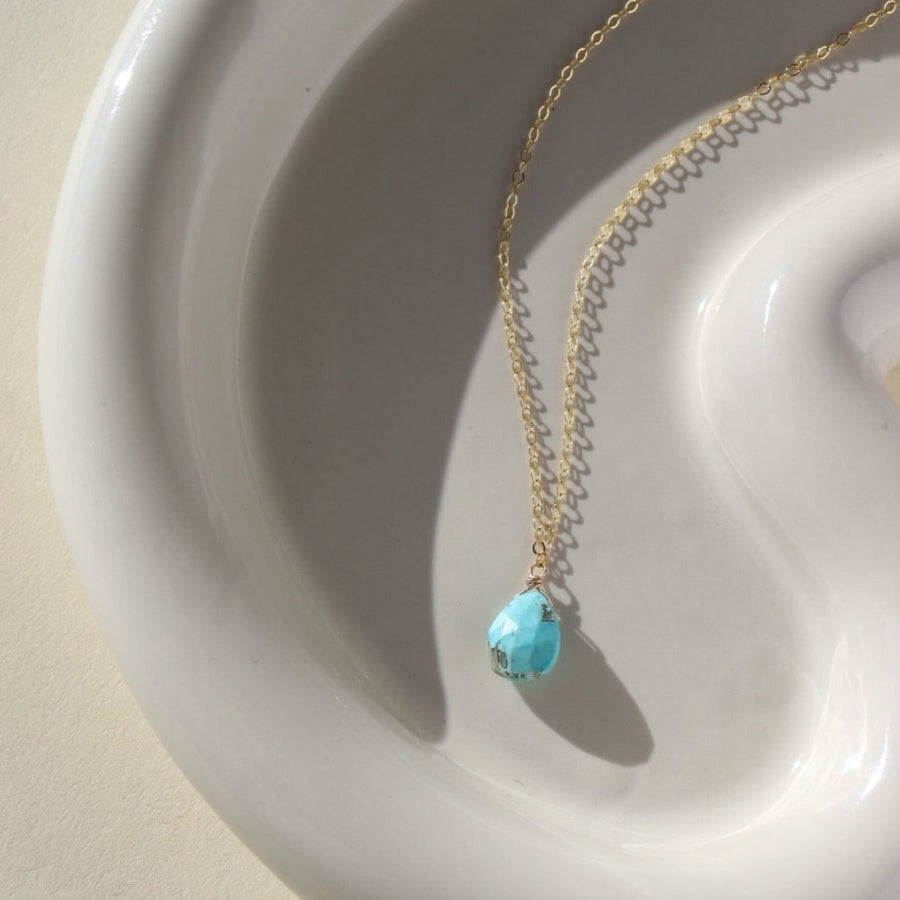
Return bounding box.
[40,1,900,897]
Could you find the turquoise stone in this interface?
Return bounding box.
[487,587,560,680]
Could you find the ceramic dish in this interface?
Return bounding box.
[41,1,900,897]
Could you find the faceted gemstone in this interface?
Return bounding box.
[487,587,560,680]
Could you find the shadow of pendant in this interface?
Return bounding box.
[516,622,655,767]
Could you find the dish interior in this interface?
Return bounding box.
[48,0,900,896]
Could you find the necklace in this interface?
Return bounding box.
[487,0,897,681]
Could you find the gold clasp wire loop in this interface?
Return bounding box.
[529,539,549,586]
[527,561,548,588]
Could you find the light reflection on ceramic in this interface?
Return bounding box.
[40,0,900,898]
[842,256,900,409]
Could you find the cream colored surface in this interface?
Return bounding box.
[0,2,297,897]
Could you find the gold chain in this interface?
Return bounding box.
[499,0,897,583]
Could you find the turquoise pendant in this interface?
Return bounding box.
[487,587,561,680]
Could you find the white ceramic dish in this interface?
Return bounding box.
[41,1,900,897]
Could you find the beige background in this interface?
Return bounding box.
[0,2,297,897]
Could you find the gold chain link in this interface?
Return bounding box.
[499,0,896,580]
